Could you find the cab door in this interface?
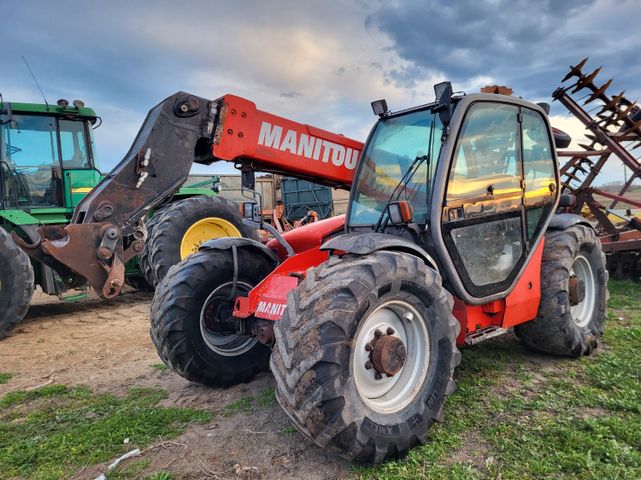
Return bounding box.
[441,102,526,298]
[439,101,558,300]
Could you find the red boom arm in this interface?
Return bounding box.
[213,95,362,188]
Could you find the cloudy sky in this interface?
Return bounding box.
[2,0,639,182]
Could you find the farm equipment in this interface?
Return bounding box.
[9,92,362,302]
[0,98,253,336]
[553,58,641,280]
[149,83,607,463]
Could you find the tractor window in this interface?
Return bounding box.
[1,114,60,206]
[447,103,521,203]
[522,109,556,241]
[59,119,91,168]
[349,109,442,225]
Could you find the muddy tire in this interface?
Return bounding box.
[0,227,35,338]
[515,225,608,356]
[270,251,460,463]
[150,248,272,387]
[138,204,173,287]
[147,196,257,286]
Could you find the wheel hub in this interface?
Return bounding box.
[568,276,586,305]
[366,328,406,378]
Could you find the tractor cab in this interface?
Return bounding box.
[347,83,559,302]
[0,99,101,213]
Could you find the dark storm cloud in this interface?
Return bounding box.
[366,0,641,103]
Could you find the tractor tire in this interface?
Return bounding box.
[138,203,174,287]
[270,251,461,464]
[146,196,257,286]
[150,248,272,387]
[515,225,608,357]
[0,227,35,338]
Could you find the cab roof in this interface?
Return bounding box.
[0,101,97,121]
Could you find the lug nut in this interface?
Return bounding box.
[374,372,382,380]
[386,327,395,335]
[365,360,372,370]
[365,342,372,352]
[374,329,382,338]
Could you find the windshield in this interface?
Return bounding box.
[348,109,443,226]
[1,114,93,207]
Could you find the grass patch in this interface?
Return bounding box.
[107,459,151,479]
[0,372,12,385]
[358,280,641,479]
[150,363,170,373]
[222,388,277,417]
[0,385,211,480]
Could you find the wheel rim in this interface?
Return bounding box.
[199,280,258,356]
[180,217,242,259]
[352,300,430,414]
[570,255,596,328]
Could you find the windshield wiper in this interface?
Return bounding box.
[373,153,430,233]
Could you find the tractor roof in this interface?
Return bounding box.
[0,101,97,120]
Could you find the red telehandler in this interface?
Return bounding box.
[149,84,607,463]
[21,85,608,464]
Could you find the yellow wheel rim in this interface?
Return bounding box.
[180,217,242,259]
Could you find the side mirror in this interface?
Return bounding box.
[242,201,261,222]
[388,200,413,225]
[241,170,255,190]
[433,81,453,127]
[552,127,572,149]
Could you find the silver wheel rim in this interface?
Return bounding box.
[570,255,596,328]
[352,300,430,414]
[199,281,258,356]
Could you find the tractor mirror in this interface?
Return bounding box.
[241,170,255,190]
[388,201,413,225]
[552,127,572,149]
[242,201,260,222]
[433,81,453,126]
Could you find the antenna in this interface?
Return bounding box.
[22,56,49,108]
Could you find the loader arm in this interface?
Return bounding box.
[13,92,362,298]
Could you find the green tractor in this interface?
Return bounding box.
[0,98,253,337]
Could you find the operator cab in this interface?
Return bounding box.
[0,99,100,210]
[346,83,561,303]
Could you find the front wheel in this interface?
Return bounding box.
[150,248,273,387]
[515,224,608,356]
[0,227,34,338]
[270,251,460,463]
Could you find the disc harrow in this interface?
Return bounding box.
[553,58,641,280]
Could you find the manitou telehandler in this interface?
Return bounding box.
[22,83,607,463]
[149,82,607,463]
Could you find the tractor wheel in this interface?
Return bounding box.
[138,204,173,287]
[515,225,608,357]
[0,227,35,338]
[270,251,460,463]
[150,248,272,387]
[146,196,257,286]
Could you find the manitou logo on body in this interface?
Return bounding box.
[258,121,360,169]
[256,300,287,317]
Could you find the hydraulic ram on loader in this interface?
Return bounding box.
[14,92,362,298]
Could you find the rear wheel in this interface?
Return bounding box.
[0,227,34,338]
[150,248,272,387]
[515,225,608,356]
[146,196,257,286]
[270,251,460,463]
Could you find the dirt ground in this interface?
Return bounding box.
[0,290,350,480]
